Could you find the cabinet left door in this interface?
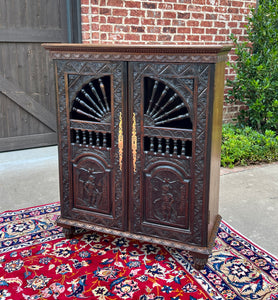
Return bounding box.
[55,60,128,231]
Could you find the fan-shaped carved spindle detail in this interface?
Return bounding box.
[144,77,192,129]
[149,86,169,117]
[146,80,158,115]
[81,89,103,116]
[76,97,103,119]
[89,82,107,114]
[71,76,111,122]
[99,78,110,112]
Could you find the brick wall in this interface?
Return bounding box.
[80,0,256,122]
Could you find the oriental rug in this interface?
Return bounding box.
[0,203,277,300]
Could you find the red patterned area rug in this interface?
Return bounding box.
[0,203,277,300]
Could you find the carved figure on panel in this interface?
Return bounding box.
[77,167,104,210]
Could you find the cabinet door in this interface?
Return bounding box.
[129,61,212,246]
[56,60,128,231]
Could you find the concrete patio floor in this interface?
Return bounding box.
[0,146,277,258]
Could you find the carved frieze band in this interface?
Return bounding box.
[49,52,229,64]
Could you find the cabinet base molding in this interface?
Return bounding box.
[57,214,221,270]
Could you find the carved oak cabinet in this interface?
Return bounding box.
[43,44,231,269]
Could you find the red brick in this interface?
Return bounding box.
[206,28,218,34]
[81,0,90,4]
[163,11,176,18]
[81,15,89,23]
[124,17,140,25]
[206,13,217,20]
[130,9,146,17]
[82,32,90,40]
[125,1,141,8]
[131,26,145,33]
[174,4,188,10]
[92,23,100,31]
[100,33,107,40]
[158,34,172,41]
[147,26,161,33]
[219,29,230,34]
[124,34,140,41]
[100,8,111,15]
[100,24,112,32]
[202,6,214,12]
[200,35,213,41]
[81,6,89,14]
[157,19,171,26]
[112,9,128,16]
[159,3,173,9]
[92,32,100,39]
[228,22,238,28]
[231,28,243,35]
[147,10,162,18]
[141,18,156,25]
[188,5,202,11]
[82,24,90,31]
[231,15,242,21]
[228,7,239,14]
[187,35,200,41]
[163,27,176,34]
[142,34,157,41]
[142,2,157,9]
[177,12,190,19]
[192,28,204,34]
[173,35,186,41]
[109,33,124,40]
[172,20,186,26]
[200,20,213,27]
[214,21,226,28]
[232,1,244,7]
[214,35,226,41]
[192,13,205,19]
[187,20,200,27]
[115,25,130,32]
[107,0,124,6]
[107,16,123,24]
[177,27,191,34]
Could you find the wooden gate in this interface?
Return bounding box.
[0,0,74,152]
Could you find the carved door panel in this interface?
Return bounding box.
[129,62,211,245]
[56,60,128,231]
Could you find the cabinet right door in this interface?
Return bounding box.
[129,61,213,247]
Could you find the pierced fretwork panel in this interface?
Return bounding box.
[71,76,111,123]
[144,77,192,129]
[144,136,192,157]
[71,128,111,148]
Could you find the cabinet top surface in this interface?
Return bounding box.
[43,43,232,55]
[43,43,232,63]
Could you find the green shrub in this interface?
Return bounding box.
[226,0,278,133]
[221,124,278,168]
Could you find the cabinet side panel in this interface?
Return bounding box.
[208,60,226,237]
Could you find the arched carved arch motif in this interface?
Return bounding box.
[70,75,111,123]
[143,77,192,129]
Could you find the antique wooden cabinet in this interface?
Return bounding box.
[43,44,231,269]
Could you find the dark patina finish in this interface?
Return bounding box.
[43,44,231,269]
